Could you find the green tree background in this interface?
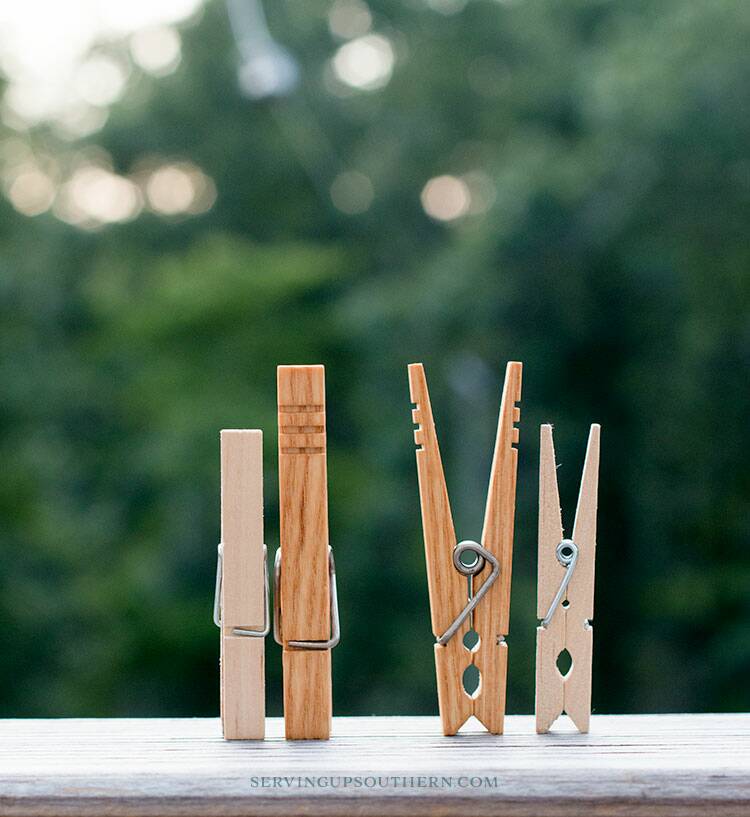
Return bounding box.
[0,0,748,717]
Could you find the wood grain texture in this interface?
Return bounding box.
[277,365,332,740]
[282,649,332,740]
[536,426,565,620]
[408,364,471,736]
[564,424,599,732]
[409,363,521,736]
[473,361,521,735]
[535,424,565,734]
[221,430,264,629]
[221,638,264,741]
[434,641,472,736]
[220,430,265,740]
[407,364,464,638]
[1,715,749,816]
[536,424,600,734]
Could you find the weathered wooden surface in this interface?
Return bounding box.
[0,715,748,816]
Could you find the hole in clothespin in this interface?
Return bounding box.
[458,549,481,571]
[556,649,572,678]
[462,664,481,698]
[562,599,570,609]
[559,543,575,560]
[463,629,480,652]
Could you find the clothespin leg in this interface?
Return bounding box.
[222,638,265,739]
[473,361,522,735]
[535,424,565,734]
[282,650,332,740]
[409,363,473,736]
[434,641,473,736]
[535,617,565,734]
[473,639,507,735]
[563,423,600,734]
[562,625,593,733]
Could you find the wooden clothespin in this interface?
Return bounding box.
[274,365,340,740]
[536,423,600,733]
[408,361,522,735]
[214,429,267,740]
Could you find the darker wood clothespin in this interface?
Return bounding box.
[215,429,267,740]
[536,423,600,733]
[274,365,340,740]
[408,361,522,735]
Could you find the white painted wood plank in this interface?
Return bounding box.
[0,715,748,816]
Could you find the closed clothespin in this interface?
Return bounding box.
[274,365,340,740]
[214,429,268,740]
[535,423,600,733]
[408,361,522,735]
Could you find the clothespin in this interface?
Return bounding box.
[535,423,600,733]
[408,361,522,736]
[274,365,340,740]
[214,429,268,740]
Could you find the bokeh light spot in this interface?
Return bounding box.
[332,34,394,91]
[145,162,216,216]
[74,54,129,107]
[55,164,141,227]
[420,175,471,221]
[130,26,182,76]
[6,165,55,216]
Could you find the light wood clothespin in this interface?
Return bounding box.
[408,361,522,736]
[274,365,340,740]
[214,429,267,740]
[536,423,600,733]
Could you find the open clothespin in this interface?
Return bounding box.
[536,423,600,733]
[274,365,340,740]
[214,429,268,739]
[408,361,522,735]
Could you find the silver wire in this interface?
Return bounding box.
[213,543,270,638]
[273,547,340,651]
[436,540,499,646]
[540,539,579,628]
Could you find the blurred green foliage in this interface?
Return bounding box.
[0,0,749,718]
